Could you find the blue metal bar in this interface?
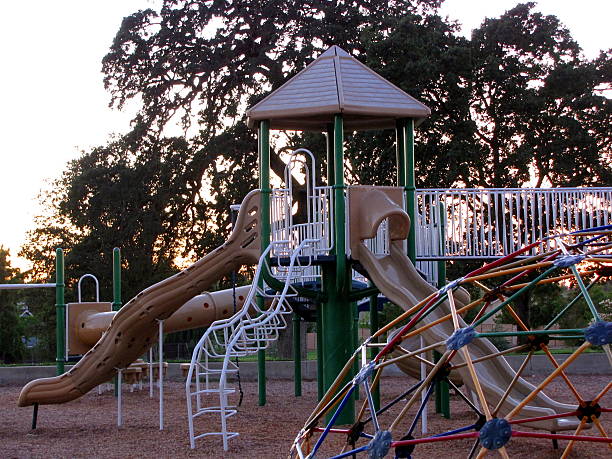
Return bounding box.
[329,444,370,459]
[311,385,356,457]
[407,382,435,437]
[364,379,424,424]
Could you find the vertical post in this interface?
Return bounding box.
[316,304,324,400]
[112,248,121,311]
[321,114,355,424]
[293,313,302,396]
[258,119,271,406]
[437,202,447,288]
[435,202,450,419]
[112,248,122,396]
[353,302,360,400]
[333,115,346,290]
[159,320,164,430]
[420,336,428,434]
[117,369,123,427]
[396,118,416,263]
[55,248,65,375]
[368,285,380,411]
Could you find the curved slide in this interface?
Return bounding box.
[349,186,580,432]
[18,190,261,407]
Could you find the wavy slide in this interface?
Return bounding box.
[18,190,261,407]
[349,186,580,432]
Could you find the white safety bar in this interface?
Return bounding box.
[416,187,612,259]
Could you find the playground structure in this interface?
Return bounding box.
[14,45,611,458]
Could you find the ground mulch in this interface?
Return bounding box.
[1,374,610,458]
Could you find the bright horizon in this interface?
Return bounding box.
[1,0,610,271]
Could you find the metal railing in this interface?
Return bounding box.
[416,187,612,260]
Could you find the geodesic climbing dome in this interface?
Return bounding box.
[291,226,612,458]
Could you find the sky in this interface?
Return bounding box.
[1,0,610,271]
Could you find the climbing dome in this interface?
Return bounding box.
[290,227,612,458]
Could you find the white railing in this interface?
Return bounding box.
[186,239,319,450]
[271,149,334,257]
[416,187,612,259]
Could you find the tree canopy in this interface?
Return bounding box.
[22,1,611,303]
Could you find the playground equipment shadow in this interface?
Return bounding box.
[1,376,610,458]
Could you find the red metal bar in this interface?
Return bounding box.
[375,294,439,360]
[512,431,612,443]
[508,411,578,425]
[464,239,545,279]
[391,432,478,446]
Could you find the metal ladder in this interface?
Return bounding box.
[185,239,317,450]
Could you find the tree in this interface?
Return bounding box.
[468,3,611,188]
[0,247,25,363]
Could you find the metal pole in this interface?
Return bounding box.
[420,335,427,434]
[55,248,65,375]
[149,347,154,398]
[117,369,123,427]
[406,119,416,264]
[113,247,121,397]
[316,303,324,400]
[158,319,164,430]
[258,119,271,406]
[112,248,121,311]
[368,285,380,411]
[321,114,354,424]
[293,313,302,396]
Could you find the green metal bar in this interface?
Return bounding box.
[396,119,406,188]
[55,248,65,375]
[333,114,346,292]
[369,285,380,411]
[544,279,597,330]
[570,265,601,321]
[317,303,324,401]
[112,247,121,311]
[348,285,379,302]
[473,266,557,327]
[293,313,302,397]
[326,123,335,186]
[401,119,417,263]
[433,350,450,418]
[258,119,271,407]
[476,329,584,338]
[321,264,355,424]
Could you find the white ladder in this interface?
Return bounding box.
[186,239,317,450]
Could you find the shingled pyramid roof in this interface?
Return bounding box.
[246,45,430,131]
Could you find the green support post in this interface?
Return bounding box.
[293,313,302,396]
[258,119,271,406]
[433,350,450,419]
[396,118,416,263]
[112,248,122,396]
[320,114,355,425]
[369,285,380,411]
[316,304,324,400]
[55,248,65,375]
[112,248,122,311]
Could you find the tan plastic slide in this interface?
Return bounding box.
[18,190,261,407]
[348,186,580,432]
